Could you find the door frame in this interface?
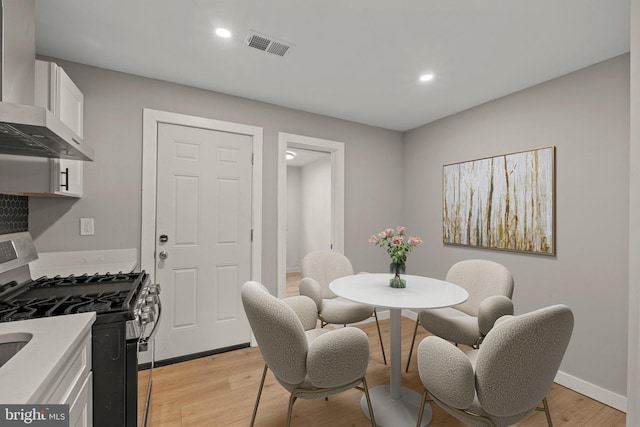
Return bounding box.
[277,132,345,298]
[140,108,263,284]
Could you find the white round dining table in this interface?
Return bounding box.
[330,273,469,426]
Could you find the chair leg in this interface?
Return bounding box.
[541,396,553,427]
[405,317,420,372]
[416,389,428,427]
[250,364,268,427]
[286,393,299,427]
[373,308,387,365]
[361,376,377,426]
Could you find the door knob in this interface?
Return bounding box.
[159,250,169,260]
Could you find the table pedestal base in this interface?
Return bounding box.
[360,384,431,426]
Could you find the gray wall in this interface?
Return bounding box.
[627,0,640,421]
[300,156,331,256]
[286,166,301,272]
[28,56,404,292]
[403,54,630,398]
[25,52,633,406]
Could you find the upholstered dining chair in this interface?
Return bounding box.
[299,250,387,364]
[405,259,514,372]
[415,304,574,427]
[241,281,376,427]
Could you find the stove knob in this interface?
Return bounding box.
[142,305,151,314]
[141,311,155,322]
[145,295,158,304]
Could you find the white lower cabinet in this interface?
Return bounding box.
[43,331,93,427]
[69,373,92,427]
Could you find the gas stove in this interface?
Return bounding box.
[0,270,158,339]
[0,231,160,426]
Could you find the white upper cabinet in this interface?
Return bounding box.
[35,60,84,138]
[51,157,84,197]
[28,60,85,197]
[0,154,83,197]
[57,65,84,138]
[0,61,85,197]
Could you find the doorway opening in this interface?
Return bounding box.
[277,133,345,298]
[286,148,331,288]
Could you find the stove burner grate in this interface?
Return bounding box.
[0,289,135,321]
[32,272,143,287]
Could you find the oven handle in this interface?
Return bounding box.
[140,296,162,350]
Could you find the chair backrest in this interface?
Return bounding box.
[446,259,514,316]
[300,250,354,299]
[475,304,574,418]
[241,281,309,385]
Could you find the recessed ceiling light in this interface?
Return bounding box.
[419,73,434,82]
[215,28,231,38]
[286,150,297,160]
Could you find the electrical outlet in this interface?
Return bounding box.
[80,218,94,236]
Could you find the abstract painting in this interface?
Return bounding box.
[443,146,555,255]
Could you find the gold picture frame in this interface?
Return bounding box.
[442,146,556,255]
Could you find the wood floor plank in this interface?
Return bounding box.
[140,273,626,426]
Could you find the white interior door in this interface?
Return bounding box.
[154,122,253,362]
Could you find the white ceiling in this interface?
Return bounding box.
[33,0,630,132]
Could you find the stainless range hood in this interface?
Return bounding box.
[0,0,93,161]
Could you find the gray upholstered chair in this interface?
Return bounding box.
[405,259,514,372]
[299,250,387,364]
[241,281,376,427]
[416,304,574,427]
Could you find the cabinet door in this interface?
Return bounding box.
[56,67,84,138]
[51,158,83,197]
[69,372,92,427]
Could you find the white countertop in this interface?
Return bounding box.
[0,312,95,404]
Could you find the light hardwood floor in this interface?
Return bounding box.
[140,273,625,426]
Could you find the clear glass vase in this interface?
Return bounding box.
[389,262,406,288]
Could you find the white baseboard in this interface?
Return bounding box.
[554,370,627,413]
[286,267,300,273]
[403,309,418,321]
[355,310,628,413]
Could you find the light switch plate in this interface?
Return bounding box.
[80,218,94,236]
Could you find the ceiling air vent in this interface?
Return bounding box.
[245,31,294,57]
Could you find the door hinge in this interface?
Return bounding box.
[251,229,254,241]
[251,153,254,165]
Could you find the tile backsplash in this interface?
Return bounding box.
[0,194,28,234]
